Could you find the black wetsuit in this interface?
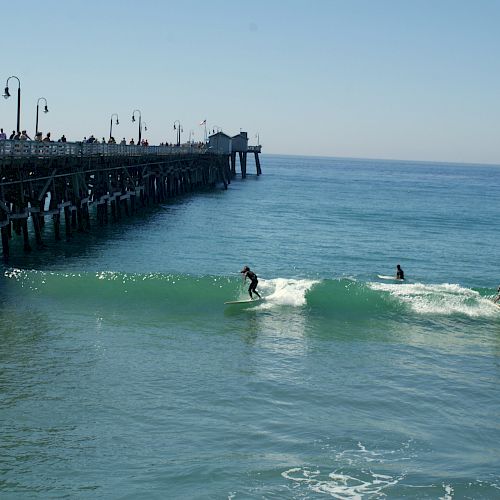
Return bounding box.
[245,271,260,297]
[396,268,404,280]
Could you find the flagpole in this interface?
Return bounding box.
[204,121,207,143]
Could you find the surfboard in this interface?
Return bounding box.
[377,274,404,282]
[224,298,262,305]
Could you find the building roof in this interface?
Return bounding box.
[208,132,232,140]
[231,132,248,140]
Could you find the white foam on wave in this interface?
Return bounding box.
[256,278,319,308]
[4,267,41,290]
[281,441,409,498]
[440,483,454,500]
[369,281,498,318]
[282,466,402,498]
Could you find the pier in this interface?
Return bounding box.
[0,137,261,259]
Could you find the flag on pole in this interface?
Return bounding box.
[199,119,206,126]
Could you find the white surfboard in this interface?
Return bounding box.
[224,298,263,305]
[377,274,404,282]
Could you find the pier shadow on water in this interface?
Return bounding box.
[1,190,218,271]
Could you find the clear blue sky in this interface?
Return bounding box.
[1,0,499,163]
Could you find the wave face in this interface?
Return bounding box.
[4,269,498,321]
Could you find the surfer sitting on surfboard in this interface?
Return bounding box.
[241,266,261,300]
[396,264,405,280]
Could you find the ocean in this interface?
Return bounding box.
[1,155,499,498]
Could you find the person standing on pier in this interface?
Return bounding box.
[240,266,261,300]
[0,129,6,140]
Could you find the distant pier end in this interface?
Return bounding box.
[208,131,262,178]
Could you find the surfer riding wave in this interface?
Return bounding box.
[241,266,261,300]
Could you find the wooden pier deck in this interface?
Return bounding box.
[0,140,261,259]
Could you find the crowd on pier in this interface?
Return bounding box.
[0,128,68,143]
[0,128,148,145]
[0,128,206,148]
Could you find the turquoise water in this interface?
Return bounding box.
[1,155,500,498]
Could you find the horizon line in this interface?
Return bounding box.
[261,152,500,168]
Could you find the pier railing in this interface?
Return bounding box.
[0,140,211,158]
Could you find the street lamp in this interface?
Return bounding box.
[35,97,49,136]
[173,120,183,146]
[132,109,142,144]
[109,113,119,140]
[3,75,21,133]
[255,132,260,145]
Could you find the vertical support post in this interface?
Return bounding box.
[230,152,237,175]
[22,218,31,252]
[71,207,77,229]
[1,225,9,260]
[84,203,90,230]
[53,213,61,241]
[255,152,261,175]
[13,218,21,235]
[130,192,136,214]
[76,205,84,232]
[110,198,117,222]
[226,155,231,184]
[123,195,130,217]
[50,180,61,240]
[32,212,44,247]
[64,206,71,241]
[239,152,246,178]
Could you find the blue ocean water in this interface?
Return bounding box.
[1,155,500,498]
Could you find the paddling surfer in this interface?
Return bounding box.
[396,264,405,280]
[241,266,261,300]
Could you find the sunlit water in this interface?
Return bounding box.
[1,155,500,498]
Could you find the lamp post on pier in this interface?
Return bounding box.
[255,132,260,146]
[132,109,142,145]
[173,120,183,146]
[109,113,119,141]
[35,97,49,136]
[3,75,21,133]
